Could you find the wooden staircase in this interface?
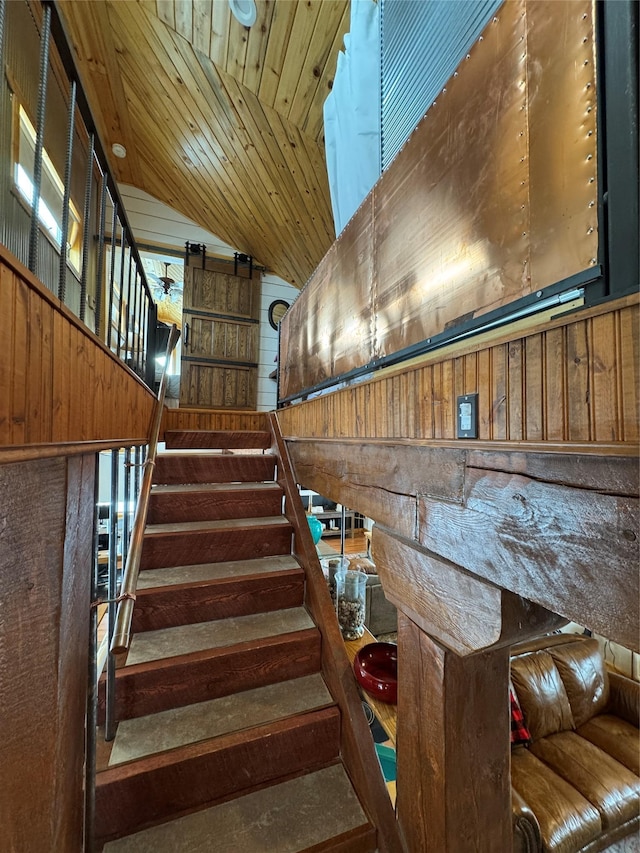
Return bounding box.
[95,428,382,852]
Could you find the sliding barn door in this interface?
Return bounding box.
[180,268,260,409]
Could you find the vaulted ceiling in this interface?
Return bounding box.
[58,0,350,287]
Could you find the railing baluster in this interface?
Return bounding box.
[125,247,134,367]
[94,174,108,336]
[105,447,120,741]
[79,133,95,323]
[28,3,51,277]
[107,205,118,350]
[85,452,100,853]
[123,447,132,557]
[116,236,127,358]
[58,79,76,303]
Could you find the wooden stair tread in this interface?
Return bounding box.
[126,608,316,667]
[144,516,291,535]
[136,555,301,589]
[102,764,373,852]
[156,451,273,458]
[150,482,281,495]
[109,673,333,766]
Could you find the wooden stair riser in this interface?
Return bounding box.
[302,825,378,853]
[147,485,283,524]
[154,454,275,485]
[140,525,293,570]
[164,430,272,450]
[95,707,341,844]
[131,570,305,632]
[99,629,321,722]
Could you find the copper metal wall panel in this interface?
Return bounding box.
[280,198,375,399]
[280,0,599,400]
[527,1,598,287]
[374,2,529,360]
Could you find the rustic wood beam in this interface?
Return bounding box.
[417,467,638,651]
[373,526,564,656]
[286,438,639,651]
[396,614,512,852]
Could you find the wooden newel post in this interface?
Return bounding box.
[372,525,565,852]
[396,614,512,852]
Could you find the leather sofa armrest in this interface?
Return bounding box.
[608,670,640,726]
[512,787,542,853]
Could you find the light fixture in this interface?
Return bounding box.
[111,143,127,159]
[229,0,256,27]
[158,262,175,295]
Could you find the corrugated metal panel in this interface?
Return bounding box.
[381,0,504,169]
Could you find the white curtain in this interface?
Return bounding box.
[323,0,381,236]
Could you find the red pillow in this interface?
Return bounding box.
[510,688,531,745]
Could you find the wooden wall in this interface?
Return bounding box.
[278,293,639,851]
[0,246,155,447]
[0,453,94,852]
[278,294,639,445]
[161,407,268,436]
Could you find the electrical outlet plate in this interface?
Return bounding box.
[457,393,478,439]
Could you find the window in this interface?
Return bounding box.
[14,104,82,271]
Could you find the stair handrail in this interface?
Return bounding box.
[111,323,180,654]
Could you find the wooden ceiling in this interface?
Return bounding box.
[58,0,350,287]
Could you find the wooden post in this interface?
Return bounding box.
[396,614,512,852]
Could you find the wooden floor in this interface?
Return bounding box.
[323,531,369,557]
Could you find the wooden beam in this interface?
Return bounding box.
[396,615,512,852]
[285,437,639,651]
[373,526,564,656]
[418,466,639,651]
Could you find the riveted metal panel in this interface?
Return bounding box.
[527,0,599,288]
[381,0,503,169]
[374,3,529,361]
[279,197,375,400]
[280,0,601,402]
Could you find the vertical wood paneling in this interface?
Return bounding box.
[590,313,619,441]
[277,298,639,450]
[0,263,16,443]
[507,341,524,441]
[160,408,268,436]
[524,334,543,441]
[566,321,591,441]
[490,345,508,441]
[544,327,565,441]
[1,254,154,447]
[12,278,29,444]
[477,349,491,441]
[619,307,639,442]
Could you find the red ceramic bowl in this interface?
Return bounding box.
[353,642,398,704]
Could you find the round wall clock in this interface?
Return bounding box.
[268,299,290,330]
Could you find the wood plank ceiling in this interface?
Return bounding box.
[58,0,350,287]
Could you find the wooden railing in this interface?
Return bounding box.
[111,324,180,656]
[268,412,404,853]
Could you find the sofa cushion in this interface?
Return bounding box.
[578,714,640,776]
[511,748,602,853]
[530,731,640,830]
[511,651,575,741]
[548,638,609,727]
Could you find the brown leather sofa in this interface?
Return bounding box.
[510,634,639,853]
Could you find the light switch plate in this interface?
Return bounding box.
[457,393,478,438]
